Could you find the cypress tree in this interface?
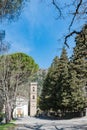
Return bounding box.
[57,47,69,113]
[69,64,86,112]
[69,25,87,112]
[39,56,60,111]
[40,48,70,114]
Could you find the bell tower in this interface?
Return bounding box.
[29,82,37,116]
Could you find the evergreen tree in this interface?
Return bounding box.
[72,25,87,81]
[40,48,70,114]
[39,56,59,111]
[57,47,69,112]
[47,56,60,112]
[68,65,86,112]
[47,50,69,113]
[69,25,87,112]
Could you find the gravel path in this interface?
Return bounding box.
[14,116,87,130]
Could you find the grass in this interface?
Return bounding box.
[0,123,15,130]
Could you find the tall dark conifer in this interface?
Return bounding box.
[57,47,69,112]
[69,64,86,112]
[69,25,87,112]
[73,25,87,81]
[40,48,70,113]
[39,56,59,111]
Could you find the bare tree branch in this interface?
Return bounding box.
[51,0,86,47]
[64,31,81,47]
[69,0,83,31]
[52,0,62,17]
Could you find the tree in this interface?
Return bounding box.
[0,90,4,112]
[0,52,39,123]
[0,0,28,21]
[73,25,87,59]
[40,50,69,114]
[56,48,69,113]
[39,25,87,117]
[0,0,29,58]
[68,24,87,113]
[39,56,59,111]
[72,25,87,92]
[68,67,86,112]
[40,38,86,117]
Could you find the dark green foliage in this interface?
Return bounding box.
[0,52,39,89]
[69,25,87,111]
[40,49,71,113]
[57,48,69,111]
[0,0,28,21]
[10,52,38,76]
[74,25,87,60]
[40,25,87,116]
[0,52,39,122]
[68,66,86,112]
[40,56,60,111]
[74,25,87,83]
[0,52,39,85]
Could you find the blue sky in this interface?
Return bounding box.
[0,0,84,69]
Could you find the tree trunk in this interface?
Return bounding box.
[5,104,9,123]
[11,108,14,120]
[5,102,11,123]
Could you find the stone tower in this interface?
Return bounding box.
[29,82,37,116]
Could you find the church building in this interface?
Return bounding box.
[13,82,37,118]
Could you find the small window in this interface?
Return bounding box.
[33,87,35,91]
[32,95,35,99]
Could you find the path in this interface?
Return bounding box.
[14,116,87,130]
